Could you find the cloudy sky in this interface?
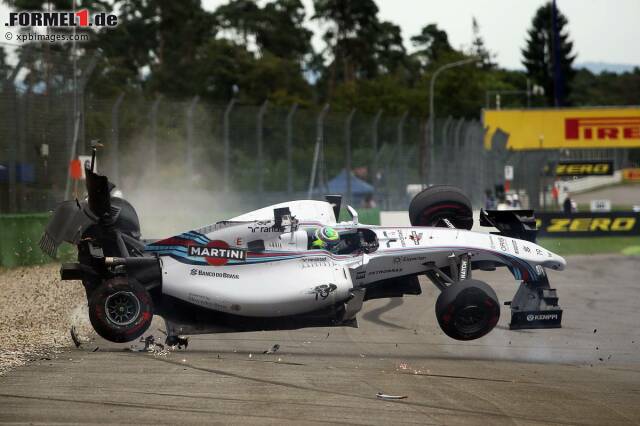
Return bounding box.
[2,0,639,70]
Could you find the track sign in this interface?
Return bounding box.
[590,199,611,212]
[504,165,514,180]
[69,159,82,180]
[555,161,613,177]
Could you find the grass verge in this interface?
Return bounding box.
[538,237,640,256]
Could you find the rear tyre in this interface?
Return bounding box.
[409,185,473,229]
[435,279,500,341]
[88,277,153,343]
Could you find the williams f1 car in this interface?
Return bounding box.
[40,151,566,344]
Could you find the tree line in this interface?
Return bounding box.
[1,0,639,118]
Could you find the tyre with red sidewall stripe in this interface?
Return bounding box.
[409,185,473,229]
[88,277,153,343]
[435,279,500,341]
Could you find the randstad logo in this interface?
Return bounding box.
[5,10,118,28]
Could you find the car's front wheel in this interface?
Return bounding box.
[88,277,153,343]
[435,279,500,340]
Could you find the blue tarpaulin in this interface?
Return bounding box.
[319,169,374,195]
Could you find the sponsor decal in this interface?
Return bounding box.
[302,257,332,268]
[484,108,640,150]
[5,9,118,28]
[248,223,284,233]
[511,240,519,254]
[622,168,640,182]
[382,231,398,248]
[397,230,407,247]
[565,117,640,141]
[488,235,496,249]
[356,270,366,280]
[554,161,613,177]
[190,268,239,279]
[409,231,423,245]
[498,237,508,252]
[536,212,640,237]
[187,240,246,266]
[308,284,338,300]
[236,237,243,246]
[526,313,558,321]
[459,259,468,280]
[368,268,403,276]
[395,255,427,263]
[188,293,228,311]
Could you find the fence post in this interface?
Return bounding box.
[149,96,161,175]
[427,116,434,184]
[111,93,125,185]
[308,104,329,198]
[286,103,298,194]
[397,110,408,204]
[185,96,199,171]
[371,109,382,188]
[223,98,236,192]
[7,83,18,212]
[256,100,269,196]
[345,109,356,204]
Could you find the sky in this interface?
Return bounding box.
[203,0,640,70]
[1,0,639,70]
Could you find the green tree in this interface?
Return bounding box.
[521,1,576,106]
[410,24,454,68]
[470,17,495,69]
[312,0,381,90]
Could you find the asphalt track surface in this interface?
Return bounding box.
[2,254,640,425]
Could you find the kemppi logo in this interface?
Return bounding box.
[565,117,640,140]
[527,313,558,321]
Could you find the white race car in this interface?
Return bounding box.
[41,150,566,345]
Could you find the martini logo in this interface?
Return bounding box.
[565,117,640,141]
[188,240,246,266]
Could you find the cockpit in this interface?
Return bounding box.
[306,227,379,255]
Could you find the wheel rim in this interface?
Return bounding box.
[453,305,488,335]
[105,291,141,326]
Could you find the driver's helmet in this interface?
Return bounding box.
[311,226,340,249]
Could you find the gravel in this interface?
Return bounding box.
[0,263,88,375]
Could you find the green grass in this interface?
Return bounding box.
[538,237,640,256]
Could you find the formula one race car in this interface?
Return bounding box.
[40,150,566,345]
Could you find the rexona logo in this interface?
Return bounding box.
[5,9,118,28]
[187,241,246,266]
[565,117,640,141]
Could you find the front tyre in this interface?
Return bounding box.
[435,279,500,341]
[88,277,153,343]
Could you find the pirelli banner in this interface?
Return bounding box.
[554,161,614,177]
[483,107,640,150]
[536,212,640,237]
